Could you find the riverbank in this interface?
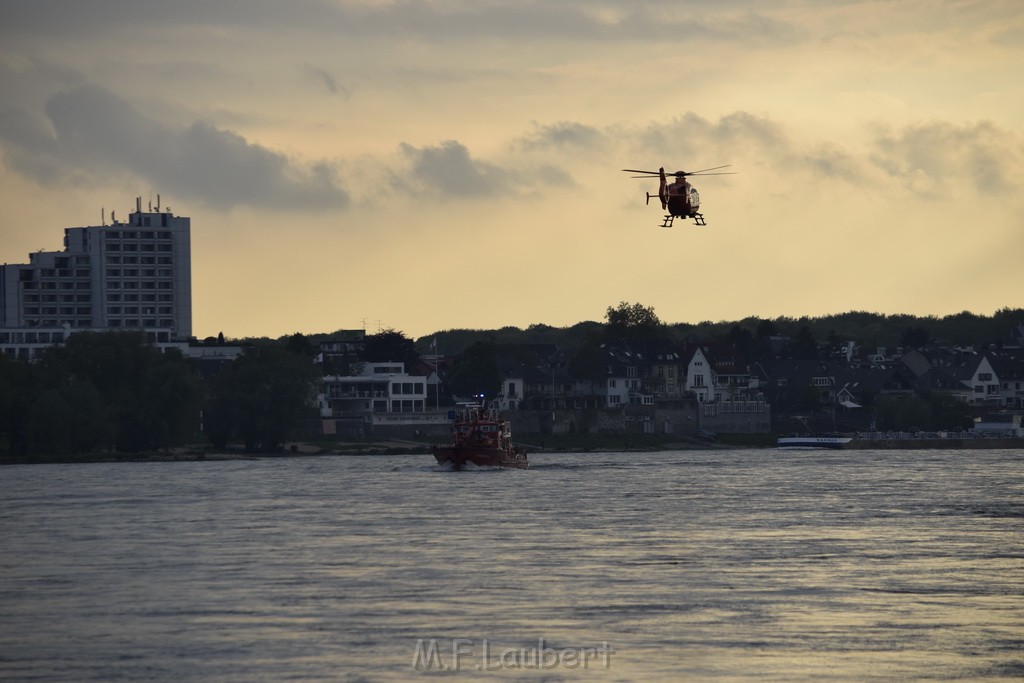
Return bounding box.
[3,433,1022,465]
[849,437,1024,449]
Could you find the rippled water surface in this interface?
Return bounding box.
[2,449,1023,681]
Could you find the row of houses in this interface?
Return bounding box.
[313,329,1024,436]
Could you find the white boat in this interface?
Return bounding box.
[777,435,852,449]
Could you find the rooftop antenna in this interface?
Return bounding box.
[102,207,106,226]
[148,193,152,212]
[156,193,161,212]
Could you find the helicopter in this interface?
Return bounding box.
[622,165,733,228]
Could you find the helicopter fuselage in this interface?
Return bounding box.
[666,186,700,217]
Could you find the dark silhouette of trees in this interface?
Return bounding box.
[204,346,319,452]
[568,335,607,383]
[363,328,420,366]
[1,332,202,457]
[901,325,930,349]
[788,325,819,360]
[445,340,501,400]
[727,324,757,362]
[605,301,667,340]
[873,394,973,432]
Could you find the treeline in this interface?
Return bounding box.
[0,332,318,460]
[416,308,1024,356]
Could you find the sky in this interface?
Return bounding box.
[1,1,1022,341]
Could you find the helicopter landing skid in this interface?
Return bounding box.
[660,215,674,228]
[692,213,706,226]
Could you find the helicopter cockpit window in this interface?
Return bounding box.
[689,187,700,203]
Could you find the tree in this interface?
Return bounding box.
[727,324,757,362]
[363,328,420,366]
[755,319,779,339]
[788,325,819,360]
[285,332,315,357]
[873,393,973,432]
[0,353,33,454]
[445,341,501,400]
[901,325,930,349]
[605,301,666,339]
[31,332,202,454]
[206,346,319,452]
[568,336,607,383]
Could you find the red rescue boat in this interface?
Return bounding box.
[432,405,528,470]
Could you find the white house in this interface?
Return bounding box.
[320,361,428,416]
[951,354,1001,405]
[603,375,632,408]
[684,346,715,403]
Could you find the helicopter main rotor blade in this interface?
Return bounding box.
[686,164,732,175]
[621,168,662,175]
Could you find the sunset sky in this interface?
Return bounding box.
[1,1,1022,341]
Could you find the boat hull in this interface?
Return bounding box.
[777,436,851,449]
[432,446,529,470]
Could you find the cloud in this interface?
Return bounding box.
[516,121,605,152]
[0,0,801,46]
[869,120,1024,197]
[302,64,351,98]
[626,111,789,170]
[0,84,350,210]
[396,139,572,199]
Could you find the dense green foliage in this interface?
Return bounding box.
[444,340,501,400]
[362,328,420,365]
[0,332,202,457]
[204,345,319,453]
[872,394,974,432]
[604,301,667,340]
[417,308,1024,355]
[0,332,321,458]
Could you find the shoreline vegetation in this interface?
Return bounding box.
[3,433,1022,465]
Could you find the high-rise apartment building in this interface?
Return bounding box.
[1,198,191,359]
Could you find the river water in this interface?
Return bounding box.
[1,449,1022,681]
